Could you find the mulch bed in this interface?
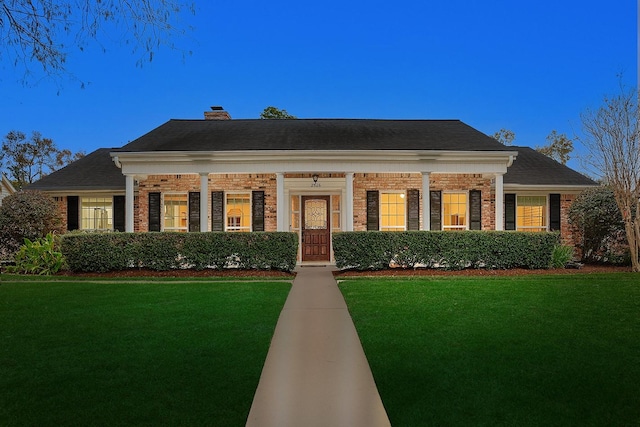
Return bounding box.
[334,264,633,277]
[58,264,632,278]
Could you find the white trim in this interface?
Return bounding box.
[515,194,549,232]
[112,150,517,176]
[224,192,252,232]
[125,175,135,232]
[504,184,591,193]
[162,193,188,232]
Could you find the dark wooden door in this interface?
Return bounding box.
[302,196,331,261]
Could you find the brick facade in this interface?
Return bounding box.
[56,173,580,252]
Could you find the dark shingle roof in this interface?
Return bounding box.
[505,146,596,186]
[26,148,125,191]
[115,119,508,152]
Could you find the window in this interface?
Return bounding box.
[443,193,467,230]
[517,196,547,232]
[226,193,251,232]
[164,194,188,232]
[380,192,406,232]
[81,197,113,230]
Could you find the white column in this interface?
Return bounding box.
[422,172,430,230]
[276,173,286,231]
[495,173,504,231]
[200,173,209,232]
[345,172,354,231]
[125,174,134,232]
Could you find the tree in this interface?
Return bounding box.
[0,190,62,260]
[260,106,296,119]
[579,83,640,272]
[1,0,195,84]
[492,128,515,145]
[568,186,628,264]
[0,130,85,189]
[536,130,574,165]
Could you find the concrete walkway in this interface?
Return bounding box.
[246,266,391,427]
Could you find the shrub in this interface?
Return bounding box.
[7,233,65,275]
[550,245,575,268]
[0,191,63,260]
[60,232,298,273]
[568,187,630,264]
[333,231,560,271]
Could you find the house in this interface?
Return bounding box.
[27,106,596,264]
[0,174,16,205]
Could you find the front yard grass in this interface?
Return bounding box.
[0,276,291,426]
[339,273,640,426]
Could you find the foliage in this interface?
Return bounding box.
[333,231,560,271]
[260,106,296,119]
[60,232,299,273]
[1,130,84,189]
[579,82,639,271]
[536,130,574,165]
[492,128,515,145]
[550,244,574,268]
[1,0,196,85]
[7,233,65,275]
[0,190,63,260]
[568,186,629,264]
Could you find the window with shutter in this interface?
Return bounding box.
[469,190,482,230]
[211,191,224,232]
[148,192,161,232]
[366,191,379,231]
[504,194,516,231]
[188,192,200,232]
[549,194,561,231]
[252,191,265,232]
[429,191,442,231]
[113,196,125,232]
[407,189,420,231]
[67,196,79,231]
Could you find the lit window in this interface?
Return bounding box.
[380,192,406,232]
[517,196,547,232]
[443,193,467,230]
[164,194,188,232]
[81,197,112,230]
[226,193,251,232]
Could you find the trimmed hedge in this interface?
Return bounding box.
[333,231,560,270]
[60,232,298,273]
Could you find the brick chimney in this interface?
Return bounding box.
[204,106,231,120]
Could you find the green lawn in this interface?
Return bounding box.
[339,273,640,426]
[0,276,291,426]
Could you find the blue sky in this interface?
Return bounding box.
[1,0,636,173]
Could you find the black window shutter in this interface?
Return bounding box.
[469,190,482,230]
[252,191,265,231]
[407,189,420,231]
[148,192,161,232]
[113,196,125,232]
[429,191,442,231]
[188,192,200,232]
[67,196,79,231]
[549,194,561,231]
[504,193,516,230]
[366,190,379,231]
[211,191,224,232]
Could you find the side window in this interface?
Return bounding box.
[516,195,547,232]
[81,197,113,230]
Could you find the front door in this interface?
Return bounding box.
[302,196,331,261]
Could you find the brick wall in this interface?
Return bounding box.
[352,173,494,230]
[136,173,277,232]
